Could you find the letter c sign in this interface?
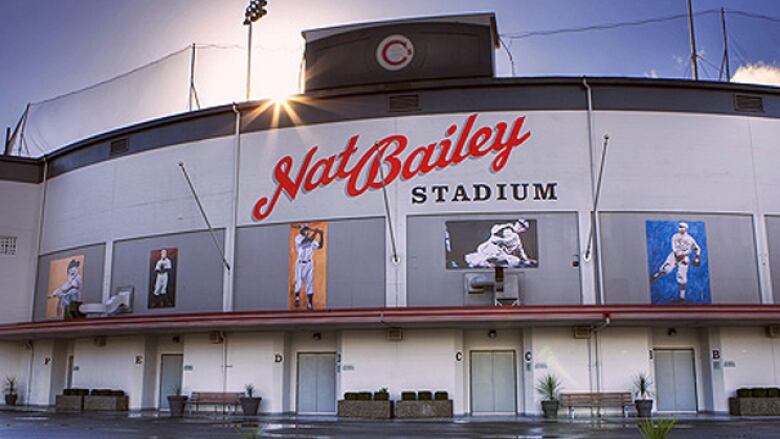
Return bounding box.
[376,34,414,71]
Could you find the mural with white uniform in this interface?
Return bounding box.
[446,219,538,269]
[647,220,711,305]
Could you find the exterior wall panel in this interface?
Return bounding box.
[407,213,581,306]
[0,180,40,324]
[33,243,106,321]
[601,212,760,304]
[110,230,225,315]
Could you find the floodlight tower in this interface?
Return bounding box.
[244,0,268,101]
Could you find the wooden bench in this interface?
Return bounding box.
[559,392,632,417]
[188,392,242,415]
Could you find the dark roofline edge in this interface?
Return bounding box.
[4,75,778,165]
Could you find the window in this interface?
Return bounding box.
[0,236,17,256]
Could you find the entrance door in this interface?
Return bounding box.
[297,353,336,414]
[654,349,697,412]
[159,354,183,411]
[471,350,517,414]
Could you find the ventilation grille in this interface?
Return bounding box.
[386,327,403,341]
[0,236,17,256]
[388,94,420,113]
[109,138,130,156]
[734,94,764,113]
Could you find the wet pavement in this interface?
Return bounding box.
[1,408,779,438]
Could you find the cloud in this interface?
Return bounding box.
[731,63,780,87]
[644,69,658,79]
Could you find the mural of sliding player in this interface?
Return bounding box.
[446,219,538,269]
[646,220,711,304]
[148,248,177,308]
[47,255,84,319]
[289,222,328,310]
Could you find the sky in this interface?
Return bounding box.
[1,0,778,155]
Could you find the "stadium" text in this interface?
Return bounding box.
[410,182,558,204]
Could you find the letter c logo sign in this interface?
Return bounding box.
[376,34,414,71]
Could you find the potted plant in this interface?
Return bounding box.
[373,387,389,401]
[3,377,18,406]
[167,386,188,417]
[240,384,261,415]
[633,372,654,418]
[536,373,562,418]
[638,418,675,439]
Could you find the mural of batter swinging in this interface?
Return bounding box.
[289,222,328,310]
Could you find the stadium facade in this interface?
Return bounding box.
[1,13,780,415]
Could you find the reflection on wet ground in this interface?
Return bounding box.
[1,409,779,438]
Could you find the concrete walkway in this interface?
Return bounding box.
[1,408,779,438]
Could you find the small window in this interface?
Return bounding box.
[0,236,17,256]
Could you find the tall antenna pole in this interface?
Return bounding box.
[687,0,699,80]
[245,22,253,101]
[720,7,731,82]
[188,43,196,111]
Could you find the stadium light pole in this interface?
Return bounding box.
[244,0,268,101]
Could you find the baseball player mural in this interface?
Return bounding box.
[446,219,538,269]
[148,248,178,308]
[289,222,328,310]
[46,255,84,319]
[646,220,711,304]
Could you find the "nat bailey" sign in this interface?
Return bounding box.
[252,113,532,221]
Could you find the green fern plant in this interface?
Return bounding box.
[535,373,562,401]
[633,372,653,400]
[638,418,676,439]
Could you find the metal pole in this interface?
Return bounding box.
[376,143,400,264]
[4,127,10,155]
[687,0,699,80]
[721,8,731,82]
[177,162,231,271]
[188,43,196,111]
[245,23,253,101]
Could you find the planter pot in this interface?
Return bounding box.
[239,397,261,415]
[337,400,393,419]
[167,395,188,417]
[55,395,84,412]
[541,400,559,418]
[635,399,653,418]
[4,394,17,406]
[395,400,453,418]
[84,395,129,411]
[729,397,780,416]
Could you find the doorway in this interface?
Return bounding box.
[297,352,336,414]
[470,350,517,414]
[654,349,697,412]
[159,354,183,411]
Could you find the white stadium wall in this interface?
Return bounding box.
[0,180,40,324]
[2,78,780,414]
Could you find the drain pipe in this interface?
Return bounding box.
[26,155,49,404]
[223,103,241,312]
[591,314,612,393]
[581,77,606,305]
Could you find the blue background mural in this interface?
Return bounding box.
[646,220,711,304]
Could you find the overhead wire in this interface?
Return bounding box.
[501,9,720,40]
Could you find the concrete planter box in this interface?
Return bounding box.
[55,395,84,412]
[337,400,394,419]
[729,397,780,416]
[395,400,453,418]
[83,395,129,411]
